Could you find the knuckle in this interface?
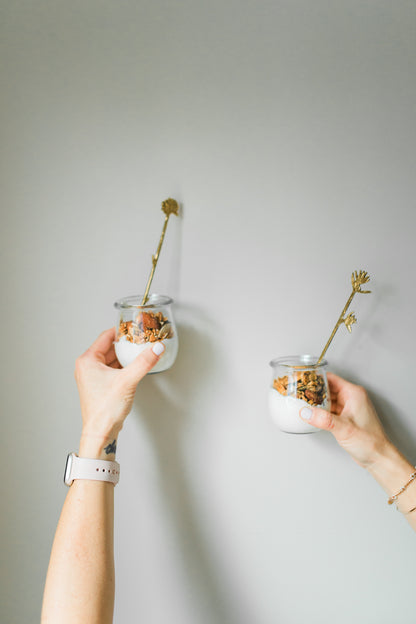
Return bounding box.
[316,410,333,430]
[354,385,368,400]
[325,414,335,430]
[74,354,90,379]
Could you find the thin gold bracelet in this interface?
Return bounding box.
[388,468,416,505]
[405,505,416,515]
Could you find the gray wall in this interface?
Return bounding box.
[1,2,416,623]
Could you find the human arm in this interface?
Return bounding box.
[300,372,416,532]
[41,328,165,624]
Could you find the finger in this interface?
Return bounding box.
[122,342,165,385]
[104,342,118,365]
[327,372,356,397]
[299,405,338,432]
[327,372,364,412]
[328,398,341,415]
[86,328,116,360]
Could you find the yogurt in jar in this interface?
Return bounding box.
[115,336,178,373]
[268,388,322,434]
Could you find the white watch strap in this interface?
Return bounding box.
[65,453,120,486]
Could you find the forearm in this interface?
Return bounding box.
[41,326,162,622]
[41,435,118,624]
[367,442,416,532]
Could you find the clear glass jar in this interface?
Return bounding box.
[114,294,178,374]
[268,355,330,434]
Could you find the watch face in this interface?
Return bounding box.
[64,453,74,486]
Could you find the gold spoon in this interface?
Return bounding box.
[316,270,371,364]
[141,198,179,305]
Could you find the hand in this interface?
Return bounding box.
[300,372,391,468]
[75,328,164,457]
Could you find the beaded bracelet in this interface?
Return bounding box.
[388,469,416,505]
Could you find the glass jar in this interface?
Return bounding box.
[268,355,330,434]
[114,294,178,374]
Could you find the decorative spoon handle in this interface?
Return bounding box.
[316,270,371,364]
[141,198,179,305]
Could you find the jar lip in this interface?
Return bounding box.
[269,354,328,369]
[114,294,174,309]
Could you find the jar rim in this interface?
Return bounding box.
[114,294,174,309]
[269,354,328,369]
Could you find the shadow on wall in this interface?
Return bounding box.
[371,394,416,464]
[133,305,259,624]
[332,363,416,464]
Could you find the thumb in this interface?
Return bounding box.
[122,341,165,385]
[299,405,337,432]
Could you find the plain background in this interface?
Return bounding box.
[1,1,416,623]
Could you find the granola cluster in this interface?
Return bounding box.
[117,311,174,344]
[273,371,326,406]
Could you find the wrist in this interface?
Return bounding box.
[367,440,414,497]
[79,431,119,460]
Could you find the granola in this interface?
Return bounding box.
[117,310,174,344]
[273,370,326,406]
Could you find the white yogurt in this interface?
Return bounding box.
[268,388,323,434]
[115,336,178,373]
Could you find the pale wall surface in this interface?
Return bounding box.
[1,2,416,623]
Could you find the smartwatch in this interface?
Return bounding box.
[64,453,120,486]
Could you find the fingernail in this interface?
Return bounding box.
[300,407,312,420]
[152,342,165,356]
